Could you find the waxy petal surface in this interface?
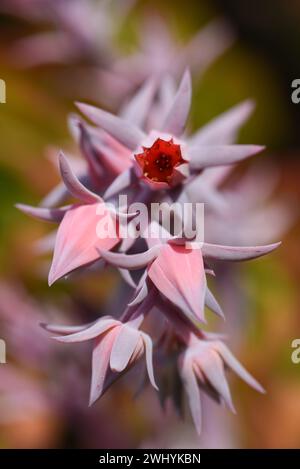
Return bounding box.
[148,244,207,322]
[49,203,119,285]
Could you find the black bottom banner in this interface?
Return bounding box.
[0,449,298,466]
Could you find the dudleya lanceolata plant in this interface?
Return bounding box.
[17,65,281,435]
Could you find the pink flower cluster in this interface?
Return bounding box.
[18,68,281,434]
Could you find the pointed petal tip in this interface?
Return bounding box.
[220,387,236,414]
[265,241,282,252]
[229,401,237,414]
[76,101,145,150]
[241,98,256,113]
[151,382,159,392]
[199,315,208,325]
[228,98,256,119]
[58,149,71,173]
[48,265,65,286]
[39,322,48,331]
[75,101,86,111]
[75,102,87,120]
[118,268,137,289]
[148,371,159,392]
[58,150,100,204]
[258,383,266,394]
[252,144,266,154]
[216,311,226,322]
[58,150,70,172]
[48,271,56,287]
[58,149,65,161]
[162,67,192,136]
[48,277,55,287]
[15,202,36,215]
[39,322,54,334]
[183,67,192,83]
[75,102,95,121]
[250,378,266,394]
[88,385,104,406]
[88,393,98,407]
[88,399,94,408]
[15,203,36,217]
[221,389,237,414]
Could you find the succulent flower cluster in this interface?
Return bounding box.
[17,65,281,435]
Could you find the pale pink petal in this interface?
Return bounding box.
[79,128,132,186]
[205,288,225,320]
[180,356,202,435]
[78,123,106,187]
[16,203,69,223]
[40,322,89,335]
[142,332,158,390]
[128,273,149,307]
[118,268,136,288]
[189,144,265,171]
[155,76,177,127]
[68,113,81,142]
[157,294,203,341]
[202,241,281,261]
[200,350,235,412]
[148,261,196,323]
[99,245,160,270]
[59,152,100,204]
[103,167,137,200]
[76,102,145,150]
[110,325,140,372]
[121,283,157,323]
[161,69,191,136]
[120,77,157,127]
[215,342,265,393]
[79,126,132,185]
[189,100,255,146]
[148,244,207,322]
[53,318,118,343]
[89,328,120,406]
[46,146,85,175]
[90,137,132,175]
[48,203,119,285]
[39,181,70,208]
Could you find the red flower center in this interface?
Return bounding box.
[135,138,185,184]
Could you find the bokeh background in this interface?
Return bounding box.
[0,0,300,448]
